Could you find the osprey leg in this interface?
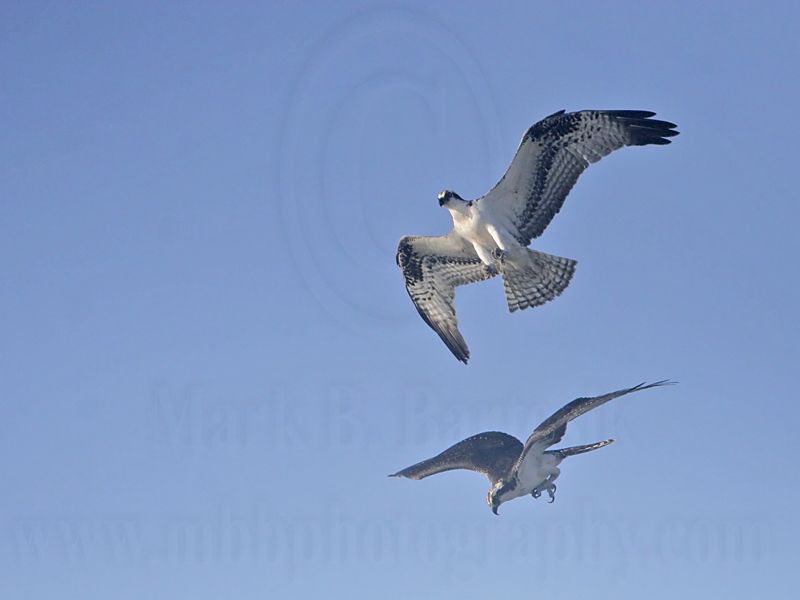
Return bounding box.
[532,469,560,503]
[500,249,576,313]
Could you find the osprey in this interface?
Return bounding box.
[390,380,673,514]
[397,109,679,363]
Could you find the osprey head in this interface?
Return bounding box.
[438,190,465,207]
[487,480,515,515]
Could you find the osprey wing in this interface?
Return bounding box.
[483,110,679,246]
[390,432,523,485]
[396,234,497,363]
[514,380,675,473]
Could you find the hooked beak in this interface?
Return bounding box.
[491,504,499,515]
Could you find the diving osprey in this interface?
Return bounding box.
[390,380,673,514]
[397,109,679,363]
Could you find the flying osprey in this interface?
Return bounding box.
[390,380,673,514]
[397,109,679,363]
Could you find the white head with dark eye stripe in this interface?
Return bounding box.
[438,190,465,207]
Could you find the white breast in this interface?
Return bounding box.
[450,204,499,249]
[516,451,558,492]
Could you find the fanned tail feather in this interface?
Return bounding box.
[501,249,576,313]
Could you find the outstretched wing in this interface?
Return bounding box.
[396,234,497,363]
[483,110,679,246]
[390,431,523,484]
[514,380,675,472]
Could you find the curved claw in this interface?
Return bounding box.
[531,488,541,499]
[547,484,557,504]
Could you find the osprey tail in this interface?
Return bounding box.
[553,439,614,459]
[501,249,576,313]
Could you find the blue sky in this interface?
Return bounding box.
[2,1,799,598]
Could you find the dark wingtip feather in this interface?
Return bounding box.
[636,379,678,391]
[646,119,679,130]
[443,332,469,364]
[599,110,680,146]
[442,334,469,364]
[409,295,470,364]
[602,109,657,119]
[625,117,679,145]
[652,379,678,387]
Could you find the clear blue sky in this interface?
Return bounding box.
[2,1,798,598]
